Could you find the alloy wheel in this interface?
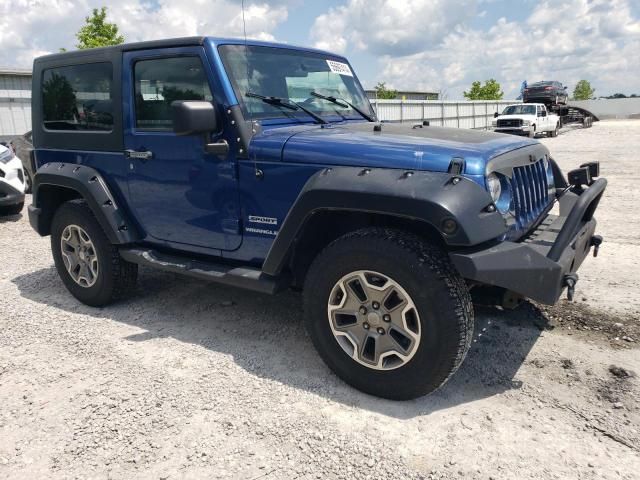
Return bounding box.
[60,224,99,288]
[327,270,421,370]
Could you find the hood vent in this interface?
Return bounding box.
[448,157,465,175]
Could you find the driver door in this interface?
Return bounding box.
[123,48,242,251]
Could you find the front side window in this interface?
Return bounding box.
[134,56,213,130]
[219,44,373,121]
[42,63,113,131]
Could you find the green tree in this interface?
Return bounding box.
[463,79,504,100]
[572,80,595,101]
[373,82,398,100]
[76,7,124,50]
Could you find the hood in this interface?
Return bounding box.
[249,121,539,176]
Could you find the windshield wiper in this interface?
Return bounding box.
[310,91,375,122]
[245,92,327,124]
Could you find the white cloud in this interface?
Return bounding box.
[311,0,477,56]
[0,0,290,68]
[312,0,640,97]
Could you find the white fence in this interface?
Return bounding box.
[371,99,519,129]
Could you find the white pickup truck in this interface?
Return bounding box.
[492,103,560,138]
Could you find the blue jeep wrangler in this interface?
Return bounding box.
[28,37,606,399]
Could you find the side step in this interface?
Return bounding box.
[119,248,286,295]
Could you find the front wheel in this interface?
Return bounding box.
[303,228,474,400]
[51,200,138,307]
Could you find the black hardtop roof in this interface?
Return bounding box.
[33,36,206,65]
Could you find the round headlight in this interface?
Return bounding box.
[486,173,501,203]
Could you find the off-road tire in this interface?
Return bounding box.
[0,201,24,216]
[51,199,138,307]
[303,227,474,400]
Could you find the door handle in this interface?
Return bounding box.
[125,149,153,161]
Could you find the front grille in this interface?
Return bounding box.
[497,119,522,128]
[509,159,551,230]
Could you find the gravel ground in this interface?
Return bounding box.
[1,120,639,479]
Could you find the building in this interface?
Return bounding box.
[365,89,439,101]
[0,67,31,142]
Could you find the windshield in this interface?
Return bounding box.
[218,44,374,121]
[502,105,536,115]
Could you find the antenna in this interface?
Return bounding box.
[241,0,262,178]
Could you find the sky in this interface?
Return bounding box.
[1,0,638,99]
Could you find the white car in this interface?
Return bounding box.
[492,103,560,138]
[0,143,26,216]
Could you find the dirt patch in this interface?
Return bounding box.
[534,301,640,348]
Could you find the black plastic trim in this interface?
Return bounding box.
[30,162,140,244]
[262,167,507,276]
[120,247,285,294]
[0,180,25,206]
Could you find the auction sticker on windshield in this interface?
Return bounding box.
[326,60,353,77]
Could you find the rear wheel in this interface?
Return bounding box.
[303,228,474,400]
[51,200,138,307]
[549,123,559,137]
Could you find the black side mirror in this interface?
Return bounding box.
[493,112,499,118]
[542,111,547,117]
[171,101,218,136]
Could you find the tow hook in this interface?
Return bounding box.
[590,235,603,257]
[564,273,579,301]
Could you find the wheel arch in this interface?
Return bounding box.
[262,166,507,281]
[30,163,140,244]
[286,210,447,288]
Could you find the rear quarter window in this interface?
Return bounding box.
[42,63,113,131]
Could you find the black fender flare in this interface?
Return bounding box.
[30,162,140,244]
[262,167,507,276]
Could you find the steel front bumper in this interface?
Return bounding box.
[450,178,607,305]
